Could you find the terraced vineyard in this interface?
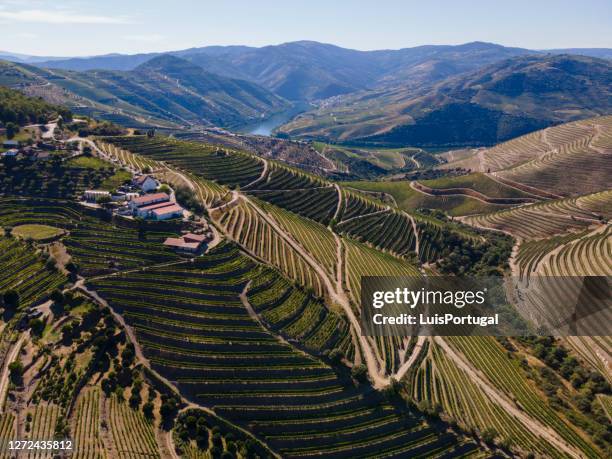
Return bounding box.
[0,414,14,459]
[247,266,353,357]
[448,336,602,458]
[24,403,61,459]
[0,197,180,276]
[71,388,105,459]
[101,136,264,188]
[216,199,325,296]
[107,395,160,458]
[480,116,612,198]
[407,340,553,456]
[89,243,477,458]
[0,236,65,308]
[464,190,611,240]
[250,186,339,225]
[258,200,338,278]
[103,135,481,267]
[496,142,612,197]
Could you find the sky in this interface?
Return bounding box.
[1,0,611,57]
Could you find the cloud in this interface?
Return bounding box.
[0,9,132,24]
[123,34,165,43]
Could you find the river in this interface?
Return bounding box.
[240,103,309,136]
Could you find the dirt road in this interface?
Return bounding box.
[435,336,583,459]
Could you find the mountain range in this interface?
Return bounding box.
[280,54,612,146]
[1,41,611,141]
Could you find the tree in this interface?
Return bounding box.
[481,427,498,445]
[5,122,18,139]
[29,318,45,337]
[65,262,78,274]
[9,360,23,384]
[142,402,154,419]
[2,289,19,310]
[328,348,344,364]
[50,289,65,306]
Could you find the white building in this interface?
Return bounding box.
[84,190,111,203]
[132,175,159,192]
[151,204,184,220]
[128,192,169,211]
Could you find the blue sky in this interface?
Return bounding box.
[1,0,611,56]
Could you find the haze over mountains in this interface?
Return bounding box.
[1,41,611,143]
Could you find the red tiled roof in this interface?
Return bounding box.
[152,204,183,216]
[183,233,206,243]
[138,201,175,212]
[131,192,169,206]
[163,238,199,250]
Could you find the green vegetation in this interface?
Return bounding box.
[67,155,110,170]
[0,197,181,276]
[0,154,119,198]
[11,224,64,241]
[90,242,477,458]
[420,173,534,199]
[345,180,510,216]
[0,86,71,126]
[0,236,65,309]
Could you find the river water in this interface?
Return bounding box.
[241,103,309,136]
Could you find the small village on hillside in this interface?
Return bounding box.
[1,116,214,255]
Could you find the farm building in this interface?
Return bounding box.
[128,192,169,211]
[150,203,184,220]
[84,190,111,203]
[163,232,209,252]
[132,174,158,192]
[129,192,184,220]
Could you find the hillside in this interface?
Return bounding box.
[0,86,71,126]
[0,65,610,459]
[0,56,290,129]
[279,54,612,146]
[35,41,533,102]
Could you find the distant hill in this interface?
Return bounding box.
[0,56,290,129]
[34,41,534,101]
[279,54,612,147]
[22,41,611,104]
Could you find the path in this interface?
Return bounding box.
[434,336,583,459]
[76,279,281,459]
[242,158,269,189]
[394,336,426,381]
[336,207,390,226]
[331,184,343,222]
[241,194,389,388]
[0,333,27,413]
[403,211,420,258]
[86,259,191,282]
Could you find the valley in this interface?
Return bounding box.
[0,30,610,459]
